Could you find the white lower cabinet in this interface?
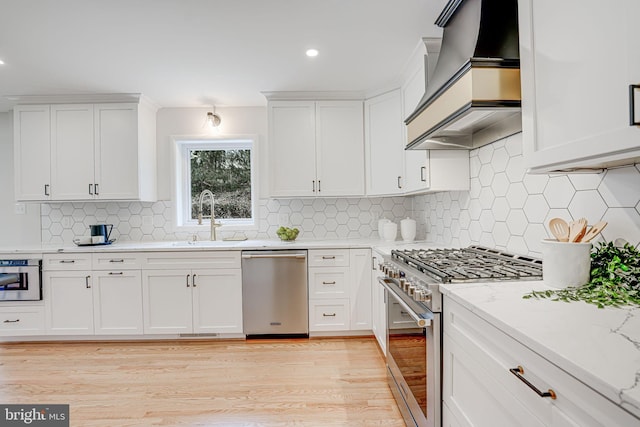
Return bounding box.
[45,269,143,336]
[370,250,386,355]
[92,270,143,335]
[443,296,639,427]
[308,248,371,333]
[142,268,242,335]
[0,305,45,336]
[45,271,94,335]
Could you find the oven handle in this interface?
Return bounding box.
[378,277,432,327]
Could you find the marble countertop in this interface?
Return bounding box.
[0,238,396,255]
[440,281,640,420]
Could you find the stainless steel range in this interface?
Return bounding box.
[379,246,542,427]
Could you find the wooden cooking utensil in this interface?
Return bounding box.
[581,221,608,242]
[569,218,588,242]
[548,218,569,242]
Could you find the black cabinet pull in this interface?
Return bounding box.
[192,274,197,287]
[109,259,124,263]
[3,319,20,323]
[322,281,336,285]
[89,184,94,195]
[186,274,191,287]
[397,176,402,189]
[420,166,427,182]
[312,180,316,192]
[318,180,321,193]
[322,313,336,317]
[44,184,50,196]
[322,256,335,260]
[630,84,640,126]
[509,366,556,399]
[108,272,123,275]
[60,260,75,264]
[85,275,91,289]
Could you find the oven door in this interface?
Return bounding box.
[0,261,42,302]
[382,279,440,427]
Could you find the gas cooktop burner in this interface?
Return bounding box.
[391,245,543,283]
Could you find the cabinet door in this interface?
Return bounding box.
[520,0,640,172]
[315,101,365,196]
[93,270,143,335]
[94,103,139,200]
[268,101,317,197]
[44,271,94,335]
[371,253,386,355]
[13,105,51,201]
[191,268,242,334]
[142,269,193,334]
[50,104,95,200]
[349,249,372,330]
[365,90,405,196]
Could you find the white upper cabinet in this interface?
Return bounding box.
[365,89,405,196]
[13,105,51,201]
[51,104,95,200]
[13,96,157,202]
[519,0,640,172]
[268,100,365,198]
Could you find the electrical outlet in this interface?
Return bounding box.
[278,213,288,225]
[14,203,26,215]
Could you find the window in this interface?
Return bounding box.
[173,137,257,229]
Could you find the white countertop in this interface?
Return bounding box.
[440,281,640,420]
[0,238,397,255]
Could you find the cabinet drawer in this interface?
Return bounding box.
[141,251,241,269]
[309,299,349,331]
[308,267,349,299]
[43,254,92,271]
[308,250,349,267]
[444,298,639,427]
[0,306,45,336]
[92,252,142,270]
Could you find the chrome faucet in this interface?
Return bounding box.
[197,190,221,241]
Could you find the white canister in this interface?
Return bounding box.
[378,218,391,239]
[400,217,416,242]
[382,222,398,242]
[540,239,592,288]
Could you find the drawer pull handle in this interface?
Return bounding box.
[109,259,125,263]
[3,319,20,323]
[322,313,336,317]
[108,272,124,275]
[60,260,75,264]
[630,84,640,125]
[322,256,336,260]
[322,281,336,285]
[509,366,557,400]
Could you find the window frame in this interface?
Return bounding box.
[171,135,258,232]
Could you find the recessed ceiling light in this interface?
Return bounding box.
[0,59,5,65]
[305,49,319,58]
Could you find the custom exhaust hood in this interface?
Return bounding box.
[405,0,521,150]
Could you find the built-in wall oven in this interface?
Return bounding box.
[0,259,42,302]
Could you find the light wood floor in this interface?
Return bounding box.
[0,337,405,427]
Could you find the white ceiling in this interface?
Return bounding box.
[0,0,445,112]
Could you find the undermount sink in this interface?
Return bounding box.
[170,240,235,247]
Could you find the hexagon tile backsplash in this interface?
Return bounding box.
[40,132,640,255]
[414,133,640,257]
[40,197,415,245]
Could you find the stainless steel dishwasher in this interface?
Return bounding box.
[241,250,308,337]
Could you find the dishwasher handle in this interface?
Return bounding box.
[242,253,306,259]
